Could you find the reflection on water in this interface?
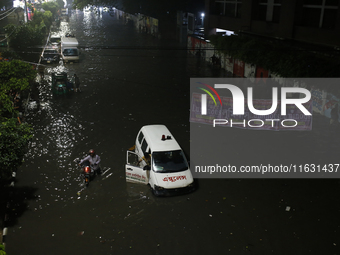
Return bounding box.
[83,7,105,39]
[25,94,83,162]
[25,99,85,203]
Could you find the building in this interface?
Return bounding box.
[205,0,340,48]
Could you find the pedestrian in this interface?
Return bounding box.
[74,73,81,92]
[79,149,101,175]
[139,152,151,166]
[66,79,73,92]
[330,103,339,125]
[38,64,45,79]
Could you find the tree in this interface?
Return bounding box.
[0,118,32,179]
[0,50,19,60]
[0,60,35,179]
[0,243,7,255]
[0,60,36,115]
[30,10,54,30]
[56,0,66,9]
[42,1,60,17]
[4,23,45,49]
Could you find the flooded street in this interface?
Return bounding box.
[5,9,340,255]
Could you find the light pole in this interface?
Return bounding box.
[201,12,205,28]
[24,0,29,22]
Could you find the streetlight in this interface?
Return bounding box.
[201,12,205,27]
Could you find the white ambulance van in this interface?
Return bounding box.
[125,125,195,196]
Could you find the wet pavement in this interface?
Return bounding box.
[3,8,340,255]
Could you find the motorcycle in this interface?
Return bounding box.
[82,163,94,186]
[75,158,97,187]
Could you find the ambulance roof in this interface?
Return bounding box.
[140,125,181,152]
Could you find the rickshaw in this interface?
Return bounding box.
[51,72,73,95]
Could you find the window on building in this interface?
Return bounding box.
[256,0,282,23]
[214,0,242,17]
[301,0,338,29]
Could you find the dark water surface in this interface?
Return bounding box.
[5,9,340,255]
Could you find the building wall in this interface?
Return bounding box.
[205,0,340,47]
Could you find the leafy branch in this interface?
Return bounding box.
[0,60,35,179]
[0,243,7,255]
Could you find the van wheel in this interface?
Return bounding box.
[151,189,161,196]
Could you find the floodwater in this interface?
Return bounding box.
[5,9,340,255]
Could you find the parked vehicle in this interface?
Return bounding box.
[51,72,73,95]
[61,37,79,63]
[40,47,60,64]
[125,125,195,196]
[61,8,68,16]
[49,34,61,47]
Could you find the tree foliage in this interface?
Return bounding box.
[30,10,54,31]
[0,60,35,179]
[0,118,32,179]
[4,0,61,49]
[42,1,60,17]
[56,0,65,9]
[0,60,36,115]
[0,243,7,255]
[4,23,45,49]
[0,50,20,60]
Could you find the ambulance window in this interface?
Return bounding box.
[152,150,188,173]
[141,139,148,154]
[138,131,144,144]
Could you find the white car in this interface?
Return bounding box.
[125,125,195,196]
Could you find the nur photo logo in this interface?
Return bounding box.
[197,82,222,115]
[193,80,312,130]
